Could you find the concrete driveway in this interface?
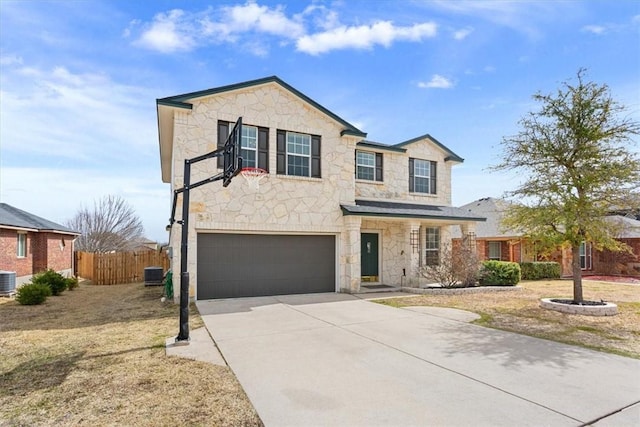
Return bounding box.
[196,293,640,427]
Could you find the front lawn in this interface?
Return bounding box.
[0,282,262,426]
[376,280,640,359]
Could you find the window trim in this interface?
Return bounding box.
[356,150,383,182]
[410,158,437,194]
[424,227,440,266]
[17,232,26,258]
[488,241,502,260]
[286,131,312,177]
[579,242,592,270]
[240,125,258,169]
[276,129,320,178]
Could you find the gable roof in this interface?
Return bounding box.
[394,133,464,163]
[0,203,79,235]
[605,215,640,239]
[451,197,518,239]
[157,76,367,183]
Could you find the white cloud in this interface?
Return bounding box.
[131,3,439,56]
[418,74,454,89]
[135,9,195,53]
[581,24,606,35]
[429,0,577,39]
[0,54,23,66]
[0,63,157,163]
[296,21,437,55]
[453,26,474,40]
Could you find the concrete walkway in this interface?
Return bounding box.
[196,293,640,427]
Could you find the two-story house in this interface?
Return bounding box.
[157,76,484,300]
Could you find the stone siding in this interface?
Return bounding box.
[169,82,359,298]
[355,139,453,205]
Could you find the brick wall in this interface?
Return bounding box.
[1,229,75,279]
[592,238,640,276]
[0,229,33,276]
[45,233,74,272]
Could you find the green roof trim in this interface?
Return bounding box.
[156,99,193,110]
[394,133,464,163]
[156,76,367,138]
[357,140,407,153]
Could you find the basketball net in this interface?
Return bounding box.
[240,167,268,190]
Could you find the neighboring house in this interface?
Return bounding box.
[452,197,536,263]
[0,203,79,285]
[157,76,484,300]
[453,197,640,277]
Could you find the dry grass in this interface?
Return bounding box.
[0,282,262,427]
[377,279,640,359]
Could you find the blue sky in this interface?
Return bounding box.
[1,0,639,242]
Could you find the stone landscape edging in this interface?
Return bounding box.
[401,285,522,296]
[539,298,618,316]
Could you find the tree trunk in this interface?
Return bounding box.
[571,244,584,303]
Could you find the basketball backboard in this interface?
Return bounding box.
[222,117,243,187]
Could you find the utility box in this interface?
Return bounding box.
[144,267,163,286]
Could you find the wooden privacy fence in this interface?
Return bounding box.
[75,250,170,286]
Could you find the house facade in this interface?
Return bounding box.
[453,197,640,277]
[157,76,484,300]
[0,203,79,285]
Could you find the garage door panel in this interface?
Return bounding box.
[197,234,335,299]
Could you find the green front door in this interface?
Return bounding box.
[361,233,379,281]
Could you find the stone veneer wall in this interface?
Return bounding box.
[355,140,453,205]
[169,82,360,298]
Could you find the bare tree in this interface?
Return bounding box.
[67,195,145,253]
[420,242,480,288]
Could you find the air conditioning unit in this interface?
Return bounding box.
[144,267,163,286]
[0,271,17,294]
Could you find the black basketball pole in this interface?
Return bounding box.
[176,159,192,342]
[169,117,242,344]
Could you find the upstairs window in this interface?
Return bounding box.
[17,233,26,257]
[276,130,321,178]
[409,158,437,194]
[356,151,383,181]
[240,126,258,168]
[217,120,269,171]
[287,132,311,176]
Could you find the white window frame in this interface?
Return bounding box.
[424,227,440,266]
[356,150,376,181]
[240,125,258,168]
[17,232,26,258]
[488,241,502,260]
[286,131,311,177]
[579,242,592,270]
[414,159,431,194]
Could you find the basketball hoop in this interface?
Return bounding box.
[240,167,268,190]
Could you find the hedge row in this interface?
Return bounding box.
[479,261,521,286]
[519,262,561,280]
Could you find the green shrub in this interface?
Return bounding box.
[65,276,79,291]
[480,261,521,286]
[519,262,561,280]
[31,269,67,296]
[16,282,52,305]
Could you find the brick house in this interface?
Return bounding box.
[453,198,640,277]
[0,203,79,285]
[157,76,485,300]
